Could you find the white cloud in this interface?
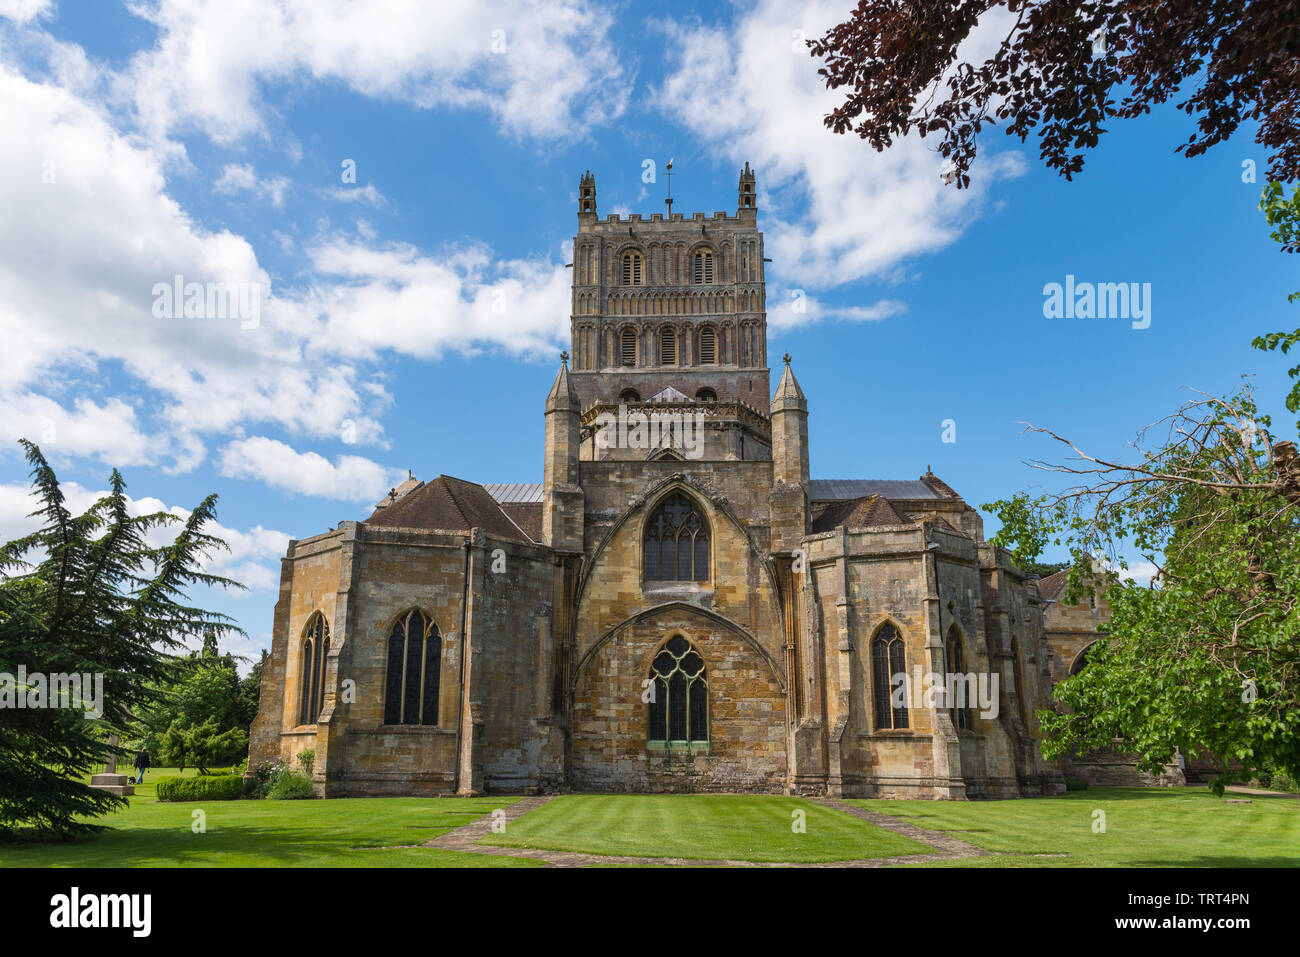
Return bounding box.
[768,291,906,331]
[219,436,404,503]
[0,394,158,467]
[0,479,290,591]
[1118,560,1160,587]
[656,0,1026,292]
[214,162,291,207]
[0,60,568,480]
[321,183,387,208]
[300,237,572,361]
[0,0,52,24]
[121,0,629,144]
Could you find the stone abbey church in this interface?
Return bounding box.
[249,166,1073,799]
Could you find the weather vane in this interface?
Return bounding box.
[665,158,675,214]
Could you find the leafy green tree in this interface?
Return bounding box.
[987,391,1300,792]
[159,716,247,775]
[1252,181,1300,429]
[0,441,242,837]
[133,644,246,752]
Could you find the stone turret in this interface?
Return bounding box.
[543,351,585,552]
[769,353,808,552]
[738,161,757,219]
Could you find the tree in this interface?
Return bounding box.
[159,716,247,775]
[810,1,1300,188]
[1252,181,1300,427]
[0,441,242,837]
[986,390,1300,791]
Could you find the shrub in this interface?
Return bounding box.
[266,769,315,800]
[244,760,283,798]
[1270,769,1299,793]
[296,748,315,778]
[1063,774,1091,791]
[156,774,244,802]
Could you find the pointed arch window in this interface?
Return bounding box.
[692,249,715,284]
[298,613,330,725]
[643,493,709,583]
[619,388,641,403]
[944,625,973,731]
[698,326,716,364]
[1010,636,1029,726]
[648,635,708,744]
[621,250,644,286]
[660,327,676,365]
[621,328,637,366]
[383,609,441,726]
[695,387,717,402]
[872,624,908,730]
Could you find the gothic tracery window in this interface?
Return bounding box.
[944,625,973,731]
[643,493,710,583]
[298,613,330,725]
[872,623,908,730]
[383,609,441,726]
[648,635,709,744]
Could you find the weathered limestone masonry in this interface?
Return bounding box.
[248,167,1070,798]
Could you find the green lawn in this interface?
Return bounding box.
[7,776,1296,867]
[2,768,538,868]
[478,794,928,863]
[852,786,1300,867]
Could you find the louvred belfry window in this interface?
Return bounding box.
[692,250,715,284]
[660,327,676,365]
[621,328,637,366]
[698,326,716,364]
[648,635,708,743]
[621,250,643,285]
[643,493,709,583]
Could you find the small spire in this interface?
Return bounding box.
[407,468,412,479]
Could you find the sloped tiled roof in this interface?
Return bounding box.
[910,511,959,533]
[364,475,532,543]
[1037,569,1070,601]
[500,502,543,542]
[810,494,908,533]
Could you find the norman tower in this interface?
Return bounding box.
[568,164,772,462]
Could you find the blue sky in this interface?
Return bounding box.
[0,0,1294,667]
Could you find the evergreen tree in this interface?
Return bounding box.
[0,441,242,837]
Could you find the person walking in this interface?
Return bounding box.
[133,747,151,785]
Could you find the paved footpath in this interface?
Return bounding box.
[417,795,992,868]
